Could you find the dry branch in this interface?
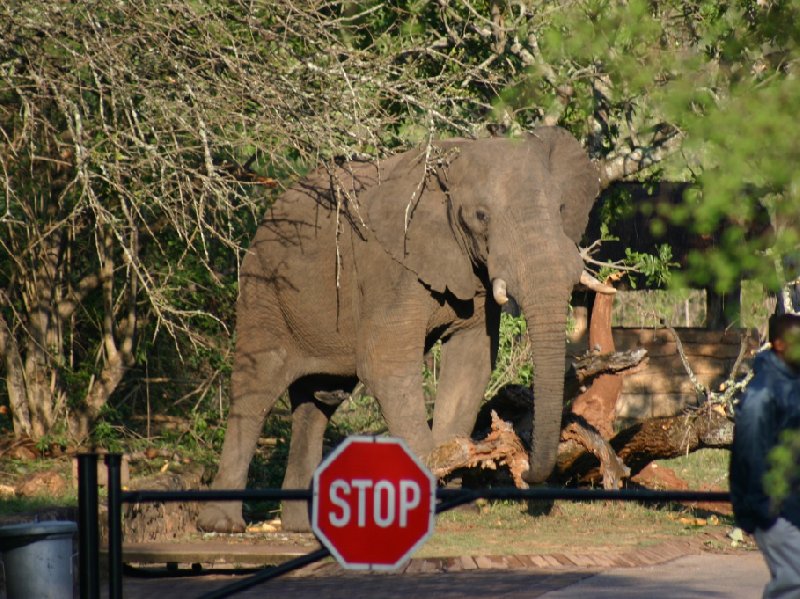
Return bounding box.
[663,323,759,414]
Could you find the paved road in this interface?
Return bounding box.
[106,552,769,598]
[540,553,768,598]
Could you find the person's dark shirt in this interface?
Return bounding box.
[730,349,800,533]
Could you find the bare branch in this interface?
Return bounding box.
[598,128,685,189]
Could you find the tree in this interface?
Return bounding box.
[671,1,800,308]
[3,0,795,443]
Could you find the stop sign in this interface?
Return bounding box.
[312,436,436,570]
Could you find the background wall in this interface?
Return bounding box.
[567,313,758,429]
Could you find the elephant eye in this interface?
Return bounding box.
[475,209,488,222]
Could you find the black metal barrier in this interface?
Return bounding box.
[77,452,731,599]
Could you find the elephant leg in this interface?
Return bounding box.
[358,325,434,459]
[197,346,295,533]
[431,324,494,446]
[281,376,350,532]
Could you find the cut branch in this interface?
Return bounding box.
[571,348,650,382]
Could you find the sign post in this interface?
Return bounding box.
[311,436,436,570]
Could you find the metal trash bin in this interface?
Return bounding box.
[0,520,77,599]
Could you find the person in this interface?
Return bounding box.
[731,313,800,598]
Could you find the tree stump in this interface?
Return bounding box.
[105,462,205,543]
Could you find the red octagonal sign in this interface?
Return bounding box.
[312,436,436,570]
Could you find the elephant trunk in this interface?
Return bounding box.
[519,292,570,484]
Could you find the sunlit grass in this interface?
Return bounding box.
[656,448,730,490]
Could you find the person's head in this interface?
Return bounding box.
[769,313,800,369]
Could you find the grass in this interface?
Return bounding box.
[656,448,730,490]
[0,494,78,517]
[418,498,727,558]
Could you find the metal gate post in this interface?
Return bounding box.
[78,453,100,599]
[105,453,123,599]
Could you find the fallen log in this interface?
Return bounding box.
[553,403,732,485]
[615,404,732,471]
[431,268,749,489]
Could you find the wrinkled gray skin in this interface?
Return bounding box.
[197,127,600,533]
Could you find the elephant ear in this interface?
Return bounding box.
[531,127,600,244]
[363,148,479,299]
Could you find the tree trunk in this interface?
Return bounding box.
[0,317,32,438]
[24,339,57,440]
[568,292,623,438]
[67,226,137,441]
[2,224,135,443]
[69,354,130,440]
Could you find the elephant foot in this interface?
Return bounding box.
[197,503,246,533]
[281,499,311,532]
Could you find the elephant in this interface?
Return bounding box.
[197,126,614,533]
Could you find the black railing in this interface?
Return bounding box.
[77,452,731,599]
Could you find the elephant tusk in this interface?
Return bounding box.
[580,271,617,294]
[492,278,509,305]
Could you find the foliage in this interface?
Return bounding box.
[765,429,800,511]
[662,0,800,299]
[329,392,387,439]
[486,313,533,399]
[622,245,679,288]
[0,0,271,440]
